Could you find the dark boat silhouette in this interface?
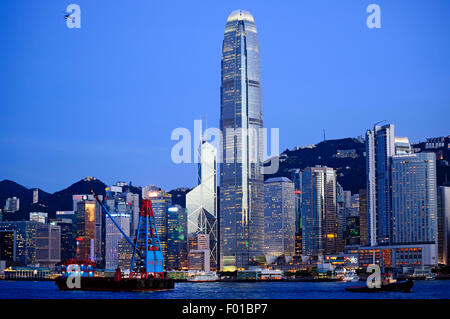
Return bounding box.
[346,278,413,293]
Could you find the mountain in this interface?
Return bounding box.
[0,180,50,218]
[1,177,107,221]
[265,137,366,194]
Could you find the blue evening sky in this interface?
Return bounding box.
[0,0,449,192]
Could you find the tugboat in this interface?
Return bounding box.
[55,190,175,291]
[346,273,413,293]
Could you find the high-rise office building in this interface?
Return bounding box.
[220,9,264,271]
[391,153,438,245]
[336,183,346,253]
[366,124,395,246]
[186,140,218,269]
[0,221,38,266]
[143,187,172,266]
[167,205,188,270]
[188,233,210,271]
[73,195,103,264]
[438,186,450,265]
[302,166,338,258]
[263,177,295,264]
[104,186,136,269]
[35,224,61,268]
[359,189,368,246]
[289,169,303,255]
[50,218,76,262]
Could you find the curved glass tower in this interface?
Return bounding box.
[219,10,264,270]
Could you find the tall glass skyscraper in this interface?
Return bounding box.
[220,10,264,270]
[365,124,395,246]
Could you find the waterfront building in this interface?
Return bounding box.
[302,166,338,258]
[358,243,437,268]
[73,194,103,264]
[336,183,346,253]
[188,233,210,271]
[105,212,131,270]
[50,218,75,262]
[167,204,188,270]
[186,139,218,269]
[143,187,172,266]
[219,9,264,271]
[365,124,395,246]
[263,177,295,264]
[0,221,38,266]
[289,169,303,256]
[438,186,450,265]
[35,224,60,268]
[391,153,438,245]
[359,189,368,246]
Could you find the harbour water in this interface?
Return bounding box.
[0,280,449,299]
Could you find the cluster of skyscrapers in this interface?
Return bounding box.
[1,9,449,276]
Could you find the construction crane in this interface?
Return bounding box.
[90,189,165,279]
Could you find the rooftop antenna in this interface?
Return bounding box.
[323,129,326,141]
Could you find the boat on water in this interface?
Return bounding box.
[335,269,360,282]
[55,274,174,291]
[55,261,174,291]
[55,191,175,292]
[346,273,413,293]
[187,271,219,282]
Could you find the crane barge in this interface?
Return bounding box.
[55,189,174,291]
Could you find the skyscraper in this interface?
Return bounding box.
[143,187,172,266]
[302,166,338,258]
[391,153,438,245]
[263,177,295,264]
[186,139,218,269]
[167,204,188,270]
[35,224,61,268]
[220,9,264,271]
[74,194,103,264]
[438,186,450,265]
[366,124,395,246]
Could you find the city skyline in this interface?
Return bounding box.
[1,1,449,193]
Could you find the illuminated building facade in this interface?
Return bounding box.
[35,224,61,268]
[186,140,217,269]
[391,153,438,245]
[365,124,395,246]
[220,9,264,271]
[188,233,210,271]
[0,221,38,266]
[263,177,295,263]
[74,194,103,264]
[143,187,172,266]
[358,243,437,268]
[50,218,76,262]
[289,169,303,256]
[438,186,450,265]
[302,166,338,258]
[167,204,188,270]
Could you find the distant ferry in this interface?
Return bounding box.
[335,269,360,282]
[187,271,219,282]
